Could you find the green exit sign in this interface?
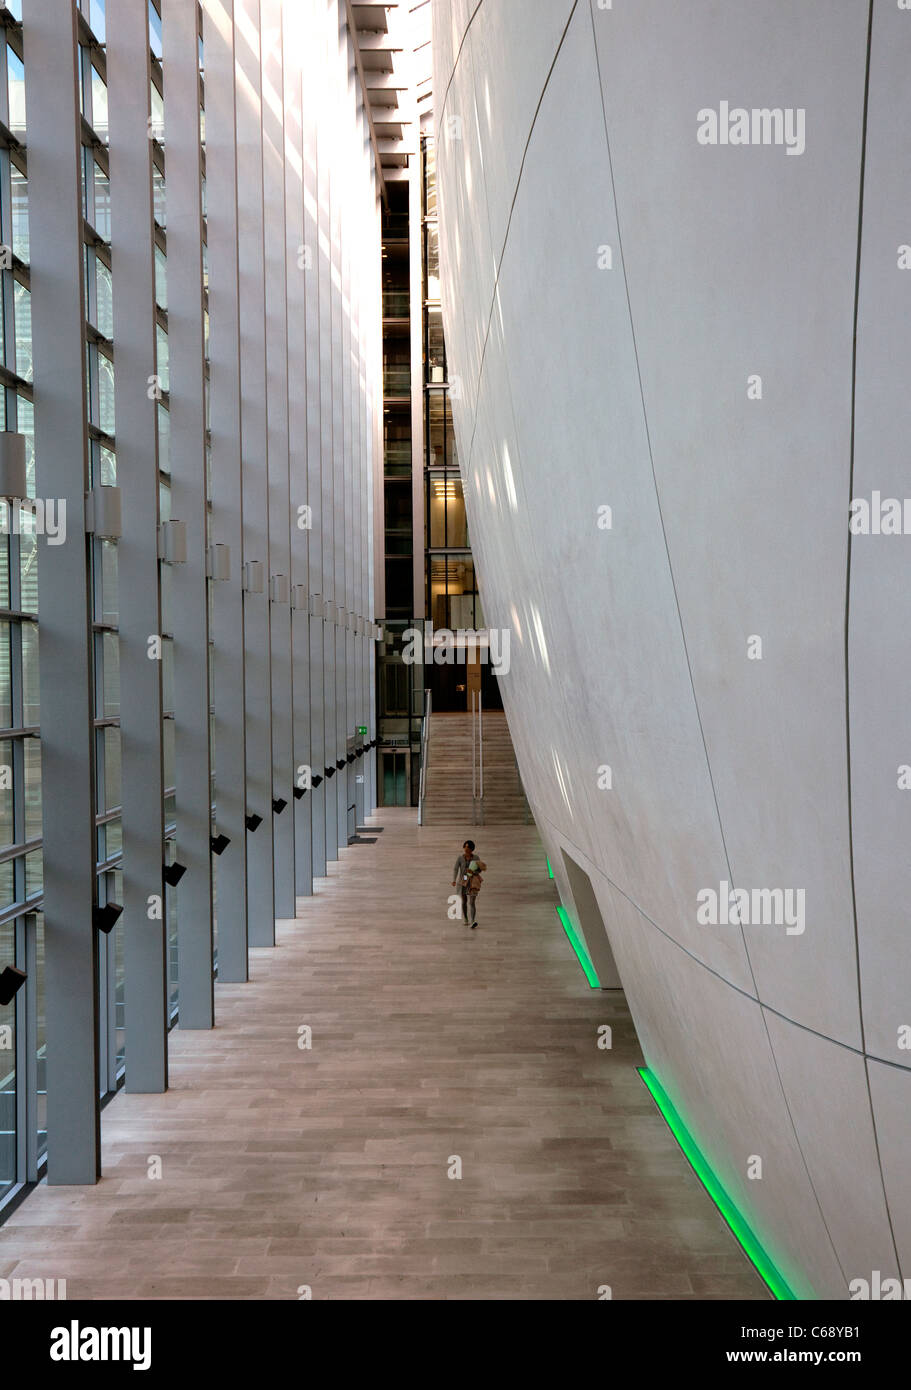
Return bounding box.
[357,726,367,736]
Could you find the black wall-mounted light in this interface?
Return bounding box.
[272,797,287,814]
[245,812,263,832]
[210,833,231,855]
[0,964,27,1006]
[93,903,123,935]
[163,861,187,887]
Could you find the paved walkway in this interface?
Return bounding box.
[0,810,766,1299]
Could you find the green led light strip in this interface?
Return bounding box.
[639,1066,797,1301]
[556,906,600,988]
[546,856,554,880]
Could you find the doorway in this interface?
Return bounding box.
[560,849,623,989]
[380,749,410,807]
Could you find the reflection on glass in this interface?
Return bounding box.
[428,555,480,631]
[96,257,113,338]
[98,353,115,434]
[156,325,169,393]
[14,281,32,382]
[428,474,467,548]
[91,65,108,140]
[6,45,25,139]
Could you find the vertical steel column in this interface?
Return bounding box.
[261,0,294,919]
[22,0,100,1182]
[284,0,312,898]
[202,0,248,983]
[368,163,382,815]
[332,0,347,853]
[304,0,326,878]
[234,0,275,944]
[319,0,337,866]
[163,0,215,1027]
[342,26,356,844]
[108,0,168,1094]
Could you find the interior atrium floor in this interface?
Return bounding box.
[0,809,767,1300]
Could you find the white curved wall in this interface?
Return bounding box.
[433,0,911,1299]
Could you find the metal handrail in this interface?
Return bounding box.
[417,686,431,825]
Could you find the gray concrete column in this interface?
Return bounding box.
[22,0,101,1182]
[234,0,275,944]
[163,0,215,1027]
[303,0,326,878]
[261,0,294,919]
[318,0,338,865]
[201,0,249,983]
[107,0,168,1094]
[283,0,313,898]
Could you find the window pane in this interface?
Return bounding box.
[154,245,167,310]
[24,738,41,841]
[98,354,114,434]
[0,536,9,610]
[19,517,38,614]
[102,726,121,811]
[91,66,108,141]
[96,257,113,338]
[0,623,11,728]
[21,622,39,726]
[149,3,163,60]
[25,848,42,897]
[0,858,14,910]
[0,739,12,849]
[93,162,111,240]
[89,0,106,43]
[156,324,169,393]
[18,397,35,497]
[7,46,25,140]
[100,540,118,624]
[11,164,28,263]
[101,632,119,717]
[14,281,32,383]
[150,81,164,142]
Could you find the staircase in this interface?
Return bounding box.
[421,709,531,826]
